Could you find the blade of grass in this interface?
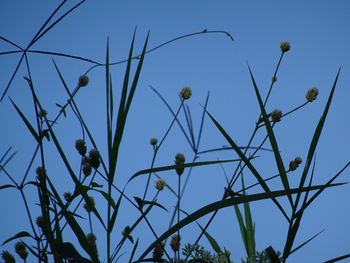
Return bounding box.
[205,109,290,221]
[135,184,341,262]
[247,65,292,207]
[289,229,325,255]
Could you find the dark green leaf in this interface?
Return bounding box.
[2,231,32,245]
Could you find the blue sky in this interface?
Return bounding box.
[1,1,350,262]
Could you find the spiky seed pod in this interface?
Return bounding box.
[271,109,282,122]
[1,250,16,263]
[155,179,166,191]
[75,139,87,155]
[280,41,291,52]
[15,242,28,260]
[175,153,186,176]
[180,86,192,100]
[78,75,89,87]
[170,234,181,253]
[306,87,319,102]
[84,196,95,213]
[152,243,165,262]
[88,149,100,169]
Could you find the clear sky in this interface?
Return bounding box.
[1,1,350,262]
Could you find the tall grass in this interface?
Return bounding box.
[0,2,349,263]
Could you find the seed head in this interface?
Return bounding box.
[1,250,15,263]
[84,196,95,213]
[88,149,100,169]
[36,166,46,181]
[82,162,92,176]
[36,216,45,229]
[289,156,303,171]
[15,241,28,260]
[280,41,291,52]
[39,109,47,118]
[75,139,87,155]
[152,243,165,262]
[170,234,181,253]
[150,137,158,146]
[271,109,282,122]
[175,153,186,176]
[180,86,192,100]
[78,75,89,87]
[306,87,319,102]
[155,179,166,191]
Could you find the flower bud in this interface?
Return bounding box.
[306,87,319,102]
[180,87,192,100]
[84,196,95,213]
[175,153,186,176]
[155,179,166,191]
[280,41,291,52]
[1,250,15,263]
[78,75,89,87]
[88,149,100,169]
[271,109,282,122]
[75,139,87,156]
[82,162,92,176]
[170,234,181,253]
[15,241,28,260]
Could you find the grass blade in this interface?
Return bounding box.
[247,65,292,207]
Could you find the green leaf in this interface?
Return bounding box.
[0,184,16,190]
[136,184,340,262]
[129,159,239,182]
[2,231,33,245]
[109,192,124,233]
[10,98,40,142]
[205,109,289,221]
[289,229,324,255]
[247,65,292,207]
[324,253,350,263]
[234,204,248,254]
[129,239,139,263]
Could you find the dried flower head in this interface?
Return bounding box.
[84,196,95,213]
[306,87,319,102]
[64,192,73,202]
[152,242,165,262]
[88,149,100,169]
[75,139,87,156]
[86,233,98,257]
[175,153,186,176]
[170,234,181,252]
[82,162,92,176]
[180,86,192,100]
[271,109,282,122]
[150,137,158,146]
[78,75,89,87]
[1,250,15,263]
[15,241,28,260]
[155,179,166,191]
[280,41,291,52]
[289,156,303,171]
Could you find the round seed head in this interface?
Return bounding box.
[180,86,192,100]
[175,153,186,176]
[306,87,319,102]
[280,41,291,52]
[78,75,89,87]
[83,162,92,176]
[1,250,16,263]
[170,234,181,253]
[84,196,95,213]
[88,149,100,169]
[155,179,166,191]
[75,139,87,155]
[150,137,158,146]
[271,109,282,122]
[15,241,28,260]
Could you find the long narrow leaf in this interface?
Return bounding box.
[135,184,341,262]
[248,65,292,206]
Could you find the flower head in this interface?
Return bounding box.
[175,153,186,176]
[155,179,166,191]
[36,216,45,230]
[15,241,28,260]
[280,41,291,52]
[78,75,89,87]
[180,86,192,100]
[271,109,282,122]
[306,87,319,102]
[1,250,15,263]
[170,234,181,252]
[289,156,303,171]
[84,196,95,213]
[82,162,92,176]
[88,149,100,169]
[150,137,158,146]
[39,109,48,118]
[64,192,73,202]
[75,139,87,156]
[86,233,98,257]
[36,166,46,181]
